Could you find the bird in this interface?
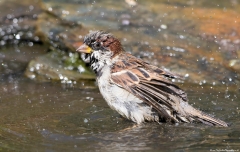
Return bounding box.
[76,30,228,127]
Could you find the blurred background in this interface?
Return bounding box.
[0,0,239,151]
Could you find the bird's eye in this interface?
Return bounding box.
[94,42,101,48]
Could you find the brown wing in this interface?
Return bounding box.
[111,53,181,79]
[111,53,189,122]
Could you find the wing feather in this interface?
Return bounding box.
[110,57,186,122]
[109,53,228,126]
[133,86,175,121]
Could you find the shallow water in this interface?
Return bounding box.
[0,75,239,151]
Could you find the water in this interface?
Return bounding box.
[0,76,239,151]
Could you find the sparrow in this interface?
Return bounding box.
[76,31,228,127]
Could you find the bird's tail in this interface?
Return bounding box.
[194,110,229,127]
[178,103,229,127]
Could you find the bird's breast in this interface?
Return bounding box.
[97,66,156,123]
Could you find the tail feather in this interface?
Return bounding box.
[195,110,229,127]
[184,106,229,127]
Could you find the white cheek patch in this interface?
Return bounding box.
[81,53,90,63]
[89,50,113,72]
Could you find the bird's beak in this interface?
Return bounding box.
[76,43,92,54]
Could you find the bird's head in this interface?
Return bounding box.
[76,31,123,64]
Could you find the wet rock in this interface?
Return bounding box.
[24,48,95,82]
[24,8,94,81]
[35,11,89,52]
[0,0,94,82]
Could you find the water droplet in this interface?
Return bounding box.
[179,35,185,39]
[122,19,130,25]
[210,57,214,61]
[172,47,185,52]
[28,42,34,47]
[34,36,39,41]
[15,34,20,39]
[30,67,35,72]
[13,18,18,24]
[62,10,70,15]
[78,65,85,73]
[7,14,12,19]
[160,24,167,29]
[84,118,88,123]
[27,99,31,103]
[48,7,52,11]
[59,74,63,80]
[0,40,6,45]
[29,5,34,10]
[30,74,36,79]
